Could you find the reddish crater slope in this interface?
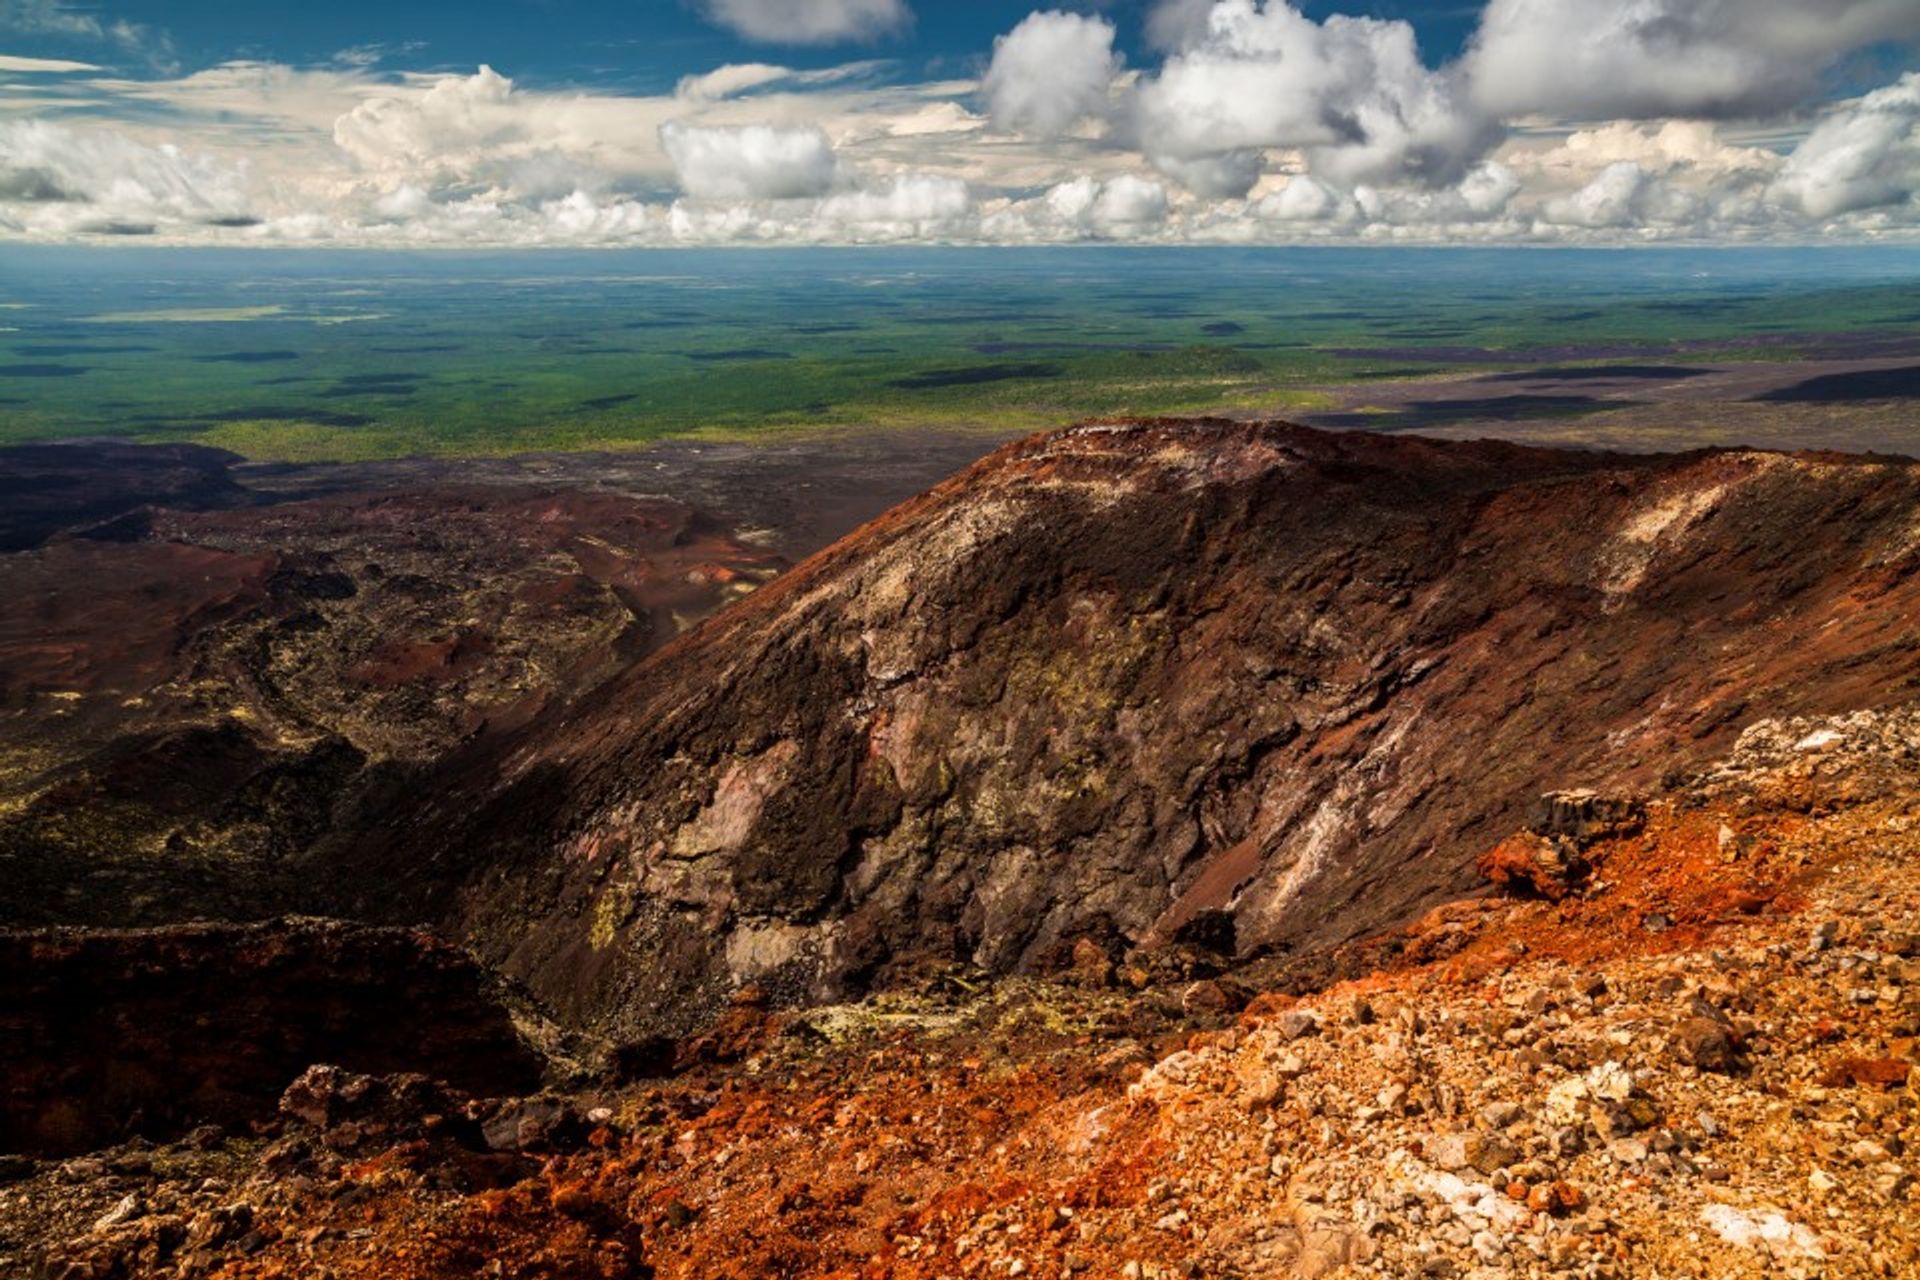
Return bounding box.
[334,419,1920,1042]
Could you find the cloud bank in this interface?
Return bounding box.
[0,0,1916,246]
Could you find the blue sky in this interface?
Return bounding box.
[0,1,1916,247]
[6,2,1487,89]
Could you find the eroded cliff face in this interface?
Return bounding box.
[338,419,1920,1042]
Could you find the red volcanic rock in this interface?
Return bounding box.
[1479,833,1583,901]
[347,418,1920,1045]
[1528,1181,1586,1215]
[1820,1056,1912,1090]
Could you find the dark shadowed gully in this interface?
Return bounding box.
[0,918,543,1157]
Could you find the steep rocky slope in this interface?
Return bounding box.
[12,704,1919,1280]
[0,431,1002,928]
[335,419,1920,1043]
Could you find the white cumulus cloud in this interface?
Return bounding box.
[1254,173,1348,222]
[660,122,837,200]
[5,7,1920,252]
[1044,173,1170,235]
[1539,160,1699,229]
[982,11,1121,139]
[334,65,527,173]
[1771,73,1920,220]
[698,0,911,46]
[1466,0,1920,121]
[0,118,257,234]
[1132,1,1498,197]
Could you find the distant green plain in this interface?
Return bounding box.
[0,245,1914,462]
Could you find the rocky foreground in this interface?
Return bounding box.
[8,702,1919,1280]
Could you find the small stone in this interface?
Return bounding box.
[1279,1010,1323,1041]
[1672,1017,1741,1073]
[1431,1132,1519,1175]
[1527,1181,1585,1216]
[1812,920,1840,952]
[1591,1104,1640,1141]
[93,1193,143,1232]
[1481,1101,1523,1130]
[1429,1134,1472,1172]
[1871,1169,1913,1202]
[1717,824,1742,861]
[1586,1062,1634,1103]
[1808,1169,1840,1196]
[1545,1077,1590,1125]
[1182,979,1238,1015]
[183,1124,226,1151]
[551,1182,598,1218]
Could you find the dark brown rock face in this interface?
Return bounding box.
[0,918,543,1156]
[334,419,1920,1041]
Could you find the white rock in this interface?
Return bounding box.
[1585,1061,1634,1103]
[92,1193,141,1232]
[1700,1205,1825,1259]
[1545,1075,1590,1126]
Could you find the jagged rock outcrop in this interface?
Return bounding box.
[330,419,1920,1041]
